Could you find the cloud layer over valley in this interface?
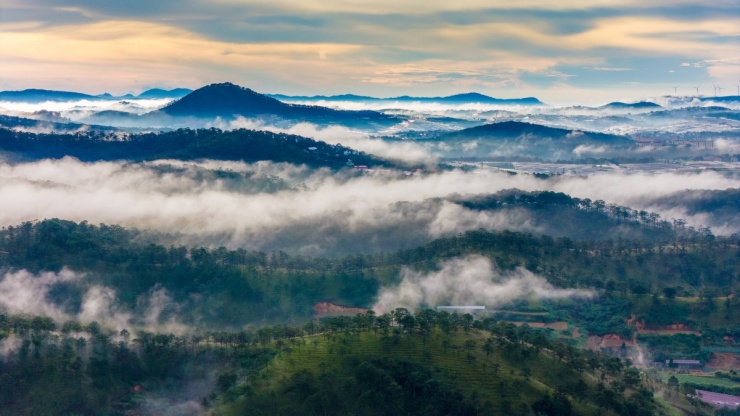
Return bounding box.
[1,158,738,256]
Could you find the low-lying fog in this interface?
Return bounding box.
[1,158,738,255]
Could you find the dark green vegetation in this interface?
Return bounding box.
[0,214,738,415]
[0,127,388,169]
[645,189,740,232]
[0,313,276,416]
[454,190,695,242]
[1,219,737,330]
[224,314,667,416]
[1,309,708,416]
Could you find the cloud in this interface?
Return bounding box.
[214,118,433,163]
[0,20,366,94]
[373,255,595,313]
[0,268,79,321]
[1,158,739,256]
[2,1,736,102]
[0,268,188,332]
[572,144,607,156]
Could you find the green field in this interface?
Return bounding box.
[661,373,740,388]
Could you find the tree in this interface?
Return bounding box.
[482,338,495,358]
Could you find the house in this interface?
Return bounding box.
[666,359,702,370]
[587,334,634,356]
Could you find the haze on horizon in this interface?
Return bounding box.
[1,0,738,105]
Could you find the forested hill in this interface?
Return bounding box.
[1,219,736,328]
[0,304,677,415]
[0,127,390,169]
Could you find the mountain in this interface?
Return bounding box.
[0,89,98,103]
[0,87,193,103]
[414,121,634,160]
[269,93,377,101]
[96,92,135,99]
[599,101,662,110]
[137,88,193,99]
[157,82,399,126]
[395,92,543,105]
[271,91,545,105]
[699,95,740,103]
[79,110,145,127]
[438,121,631,144]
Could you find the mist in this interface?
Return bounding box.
[373,256,595,313]
[1,158,739,255]
[212,117,433,164]
[0,98,174,121]
[0,268,188,332]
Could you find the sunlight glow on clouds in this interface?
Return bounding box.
[0,1,737,101]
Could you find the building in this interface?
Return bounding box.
[666,359,702,370]
[436,306,485,312]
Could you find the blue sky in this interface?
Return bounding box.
[0,0,738,104]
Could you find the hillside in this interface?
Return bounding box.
[217,316,680,416]
[1,307,706,416]
[0,127,388,169]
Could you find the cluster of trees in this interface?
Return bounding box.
[638,334,710,363]
[1,219,737,330]
[0,314,275,415]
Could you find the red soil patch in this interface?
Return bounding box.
[706,353,740,371]
[508,321,568,330]
[314,302,368,317]
[587,334,635,351]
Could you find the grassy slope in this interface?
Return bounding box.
[219,329,631,415]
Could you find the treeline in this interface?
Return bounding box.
[0,126,388,169]
[0,219,737,328]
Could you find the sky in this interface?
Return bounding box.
[0,0,738,104]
